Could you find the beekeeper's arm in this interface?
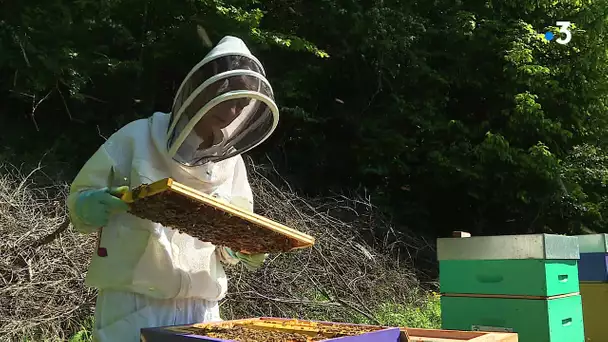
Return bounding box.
[66,143,129,234]
[216,156,267,270]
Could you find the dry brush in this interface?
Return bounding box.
[0,159,435,341]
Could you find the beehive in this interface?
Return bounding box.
[575,234,608,341]
[140,318,404,342]
[141,317,521,342]
[122,178,315,254]
[438,233,585,342]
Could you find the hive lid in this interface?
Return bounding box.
[575,234,608,253]
[437,234,579,260]
[121,178,315,254]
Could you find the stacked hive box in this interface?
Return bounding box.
[575,233,608,342]
[438,234,585,342]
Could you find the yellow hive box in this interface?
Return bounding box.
[121,178,315,254]
[580,282,608,342]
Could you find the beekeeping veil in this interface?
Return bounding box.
[167,36,279,167]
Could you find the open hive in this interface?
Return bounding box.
[141,317,520,342]
[142,318,405,342]
[121,178,315,254]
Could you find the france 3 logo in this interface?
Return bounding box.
[544,21,572,45]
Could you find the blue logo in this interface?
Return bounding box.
[544,31,554,41]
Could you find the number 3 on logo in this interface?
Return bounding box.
[556,21,572,45]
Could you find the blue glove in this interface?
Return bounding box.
[74,186,130,227]
[225,247,268,271]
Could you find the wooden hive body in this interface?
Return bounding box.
[402,327,518,341]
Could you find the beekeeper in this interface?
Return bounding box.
[66,36,279,342]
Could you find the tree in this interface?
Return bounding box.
[3,0,608,236]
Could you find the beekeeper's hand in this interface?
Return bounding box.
[73,186,130,227]
[222,247,268,271]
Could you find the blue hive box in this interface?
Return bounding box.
[575,234,608,282]
[578,253,608,282]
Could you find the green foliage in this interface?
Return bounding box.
[0,0,326,167]
[66,318,93,342]
[3,0,608,236]
[256,0,608,236]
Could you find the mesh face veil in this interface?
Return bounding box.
[167,36,279,167]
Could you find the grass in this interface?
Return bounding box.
[338,291,442,329]
[68,318,94,342]
[20,318,93,342]
[373,293,441,328]
[66,328,92,342]
[54,293,441,342]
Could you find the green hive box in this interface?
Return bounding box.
[441,294,585,342]
[437,234,584,342]
[440,259,579,296]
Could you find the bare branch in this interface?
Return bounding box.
[30,91,53,132]
[0,164,96,340]
[0,159,435,340]
[221,158,434,324]
[97,126,108,141]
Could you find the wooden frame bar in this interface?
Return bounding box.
[402,327,518,341]
[121,178,315,251]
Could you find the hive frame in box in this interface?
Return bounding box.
[141,317,406,341]
[121,178,315,252]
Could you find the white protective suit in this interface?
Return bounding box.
[66,36,279,342]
